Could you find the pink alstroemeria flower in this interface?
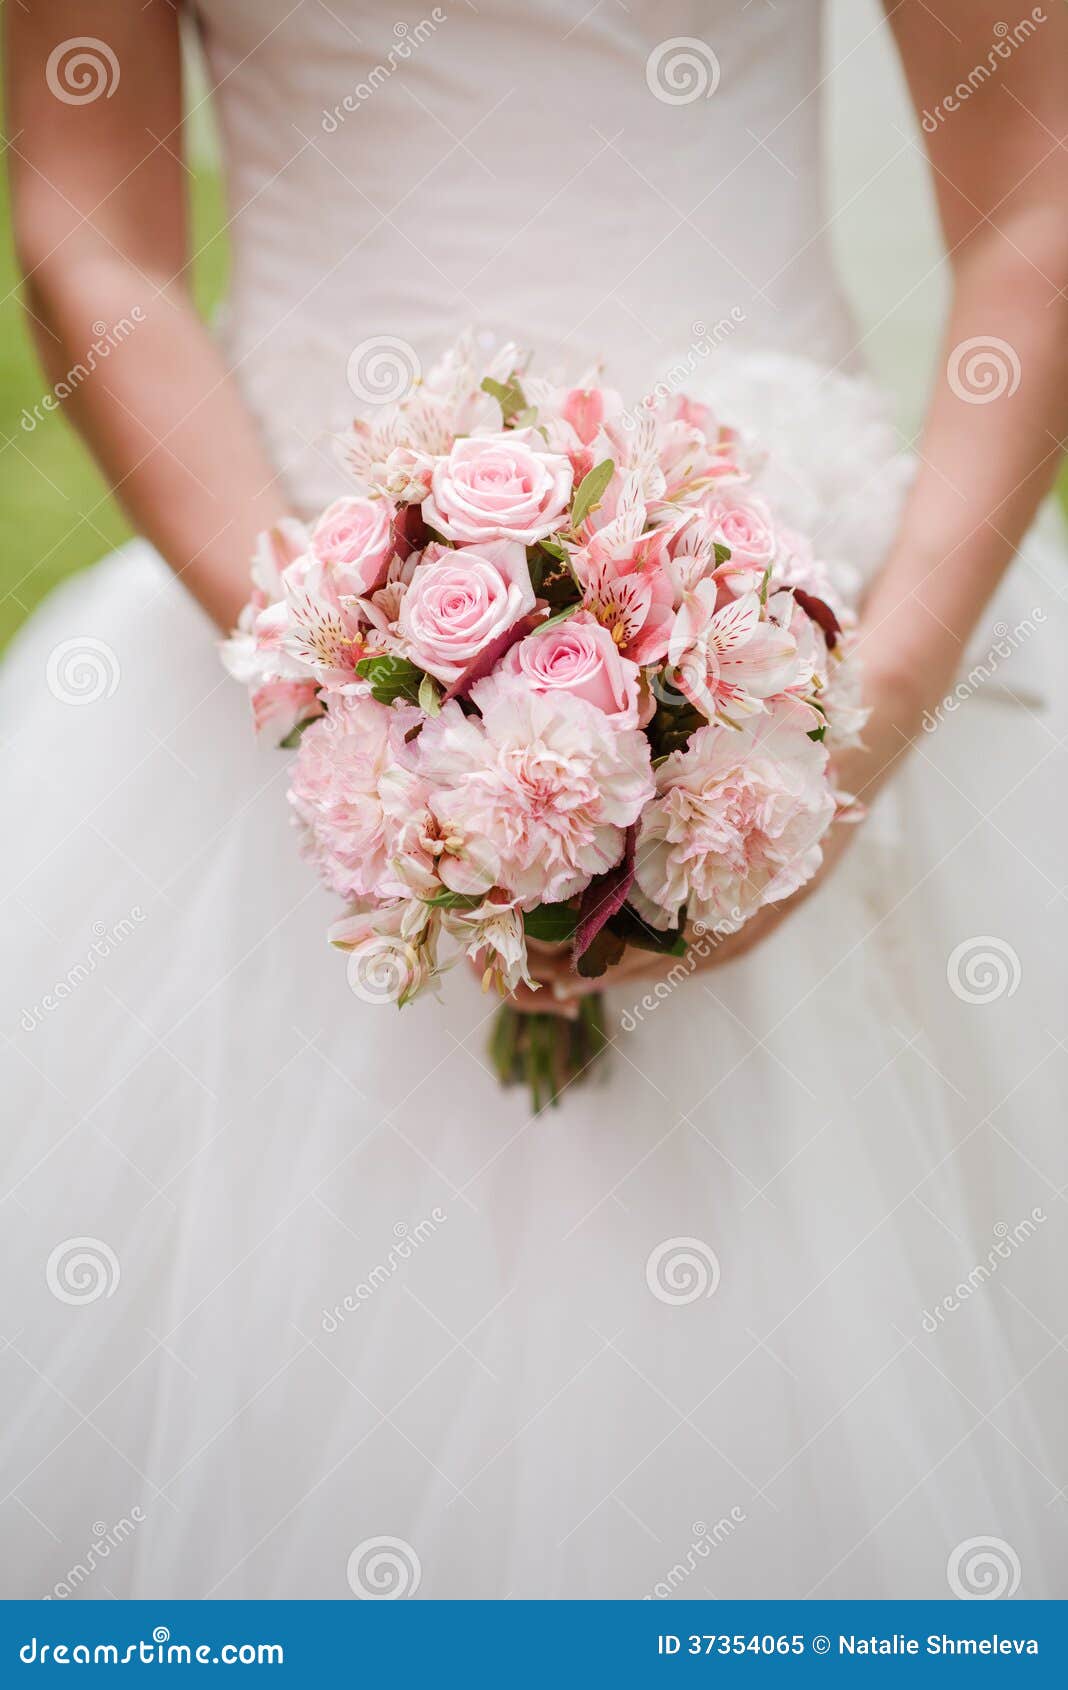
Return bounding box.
[667,582,799,721]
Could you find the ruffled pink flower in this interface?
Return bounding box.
[668,582,799,720]
[409,673,655,907]
[501,611,641,724]
[309,496,394,596]
[424,430,573,545]
[397,540,536,684]
[632,700,835,931]
[288,695,402,900]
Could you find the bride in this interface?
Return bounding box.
[3,0,1067,1600]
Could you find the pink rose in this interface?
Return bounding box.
[398,540,536,683]
[309,496,394,595]
[503,611,640,724]
[423,429,573,545]
[702,496,776,580]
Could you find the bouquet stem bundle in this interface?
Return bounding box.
[490,994,608,1113]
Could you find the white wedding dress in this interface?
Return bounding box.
[3,0,1067,1602]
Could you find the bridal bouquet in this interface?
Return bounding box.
[224,336,866,1108]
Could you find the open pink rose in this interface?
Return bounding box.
[503,610,640,724]
[702,495,776,585]
[398,540,536,683]
[423,430,573,545]
[309,496,394,595]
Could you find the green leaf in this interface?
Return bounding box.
[714,542,732,567]
[523,903,579,943]
[418,672,442,716]
[355,654,425,706]
[512,405,539,429]
[575,925,626,979]
[570,458,614,530]
[277,715,320,750]
[607,902,689,957]
[534,602,582,634]
[807,724,826,743]
[421,889,484,909]
[758,562,772,606]
[535,536,571,565]
[481,373,527,423]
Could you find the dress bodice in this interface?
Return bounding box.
[192,0,858,513]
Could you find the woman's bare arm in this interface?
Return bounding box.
[857,0,1068,724]
[5,0,289,631]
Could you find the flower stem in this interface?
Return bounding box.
[489,994,609,1112]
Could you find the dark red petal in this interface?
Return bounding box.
[571,824,637,964]
[441,612,543,703]
[391,503,430,562]
[792,587,841,650]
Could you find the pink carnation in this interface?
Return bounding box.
[410,673,655,906]
[287,695,401,900]
[632,700,835,932]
